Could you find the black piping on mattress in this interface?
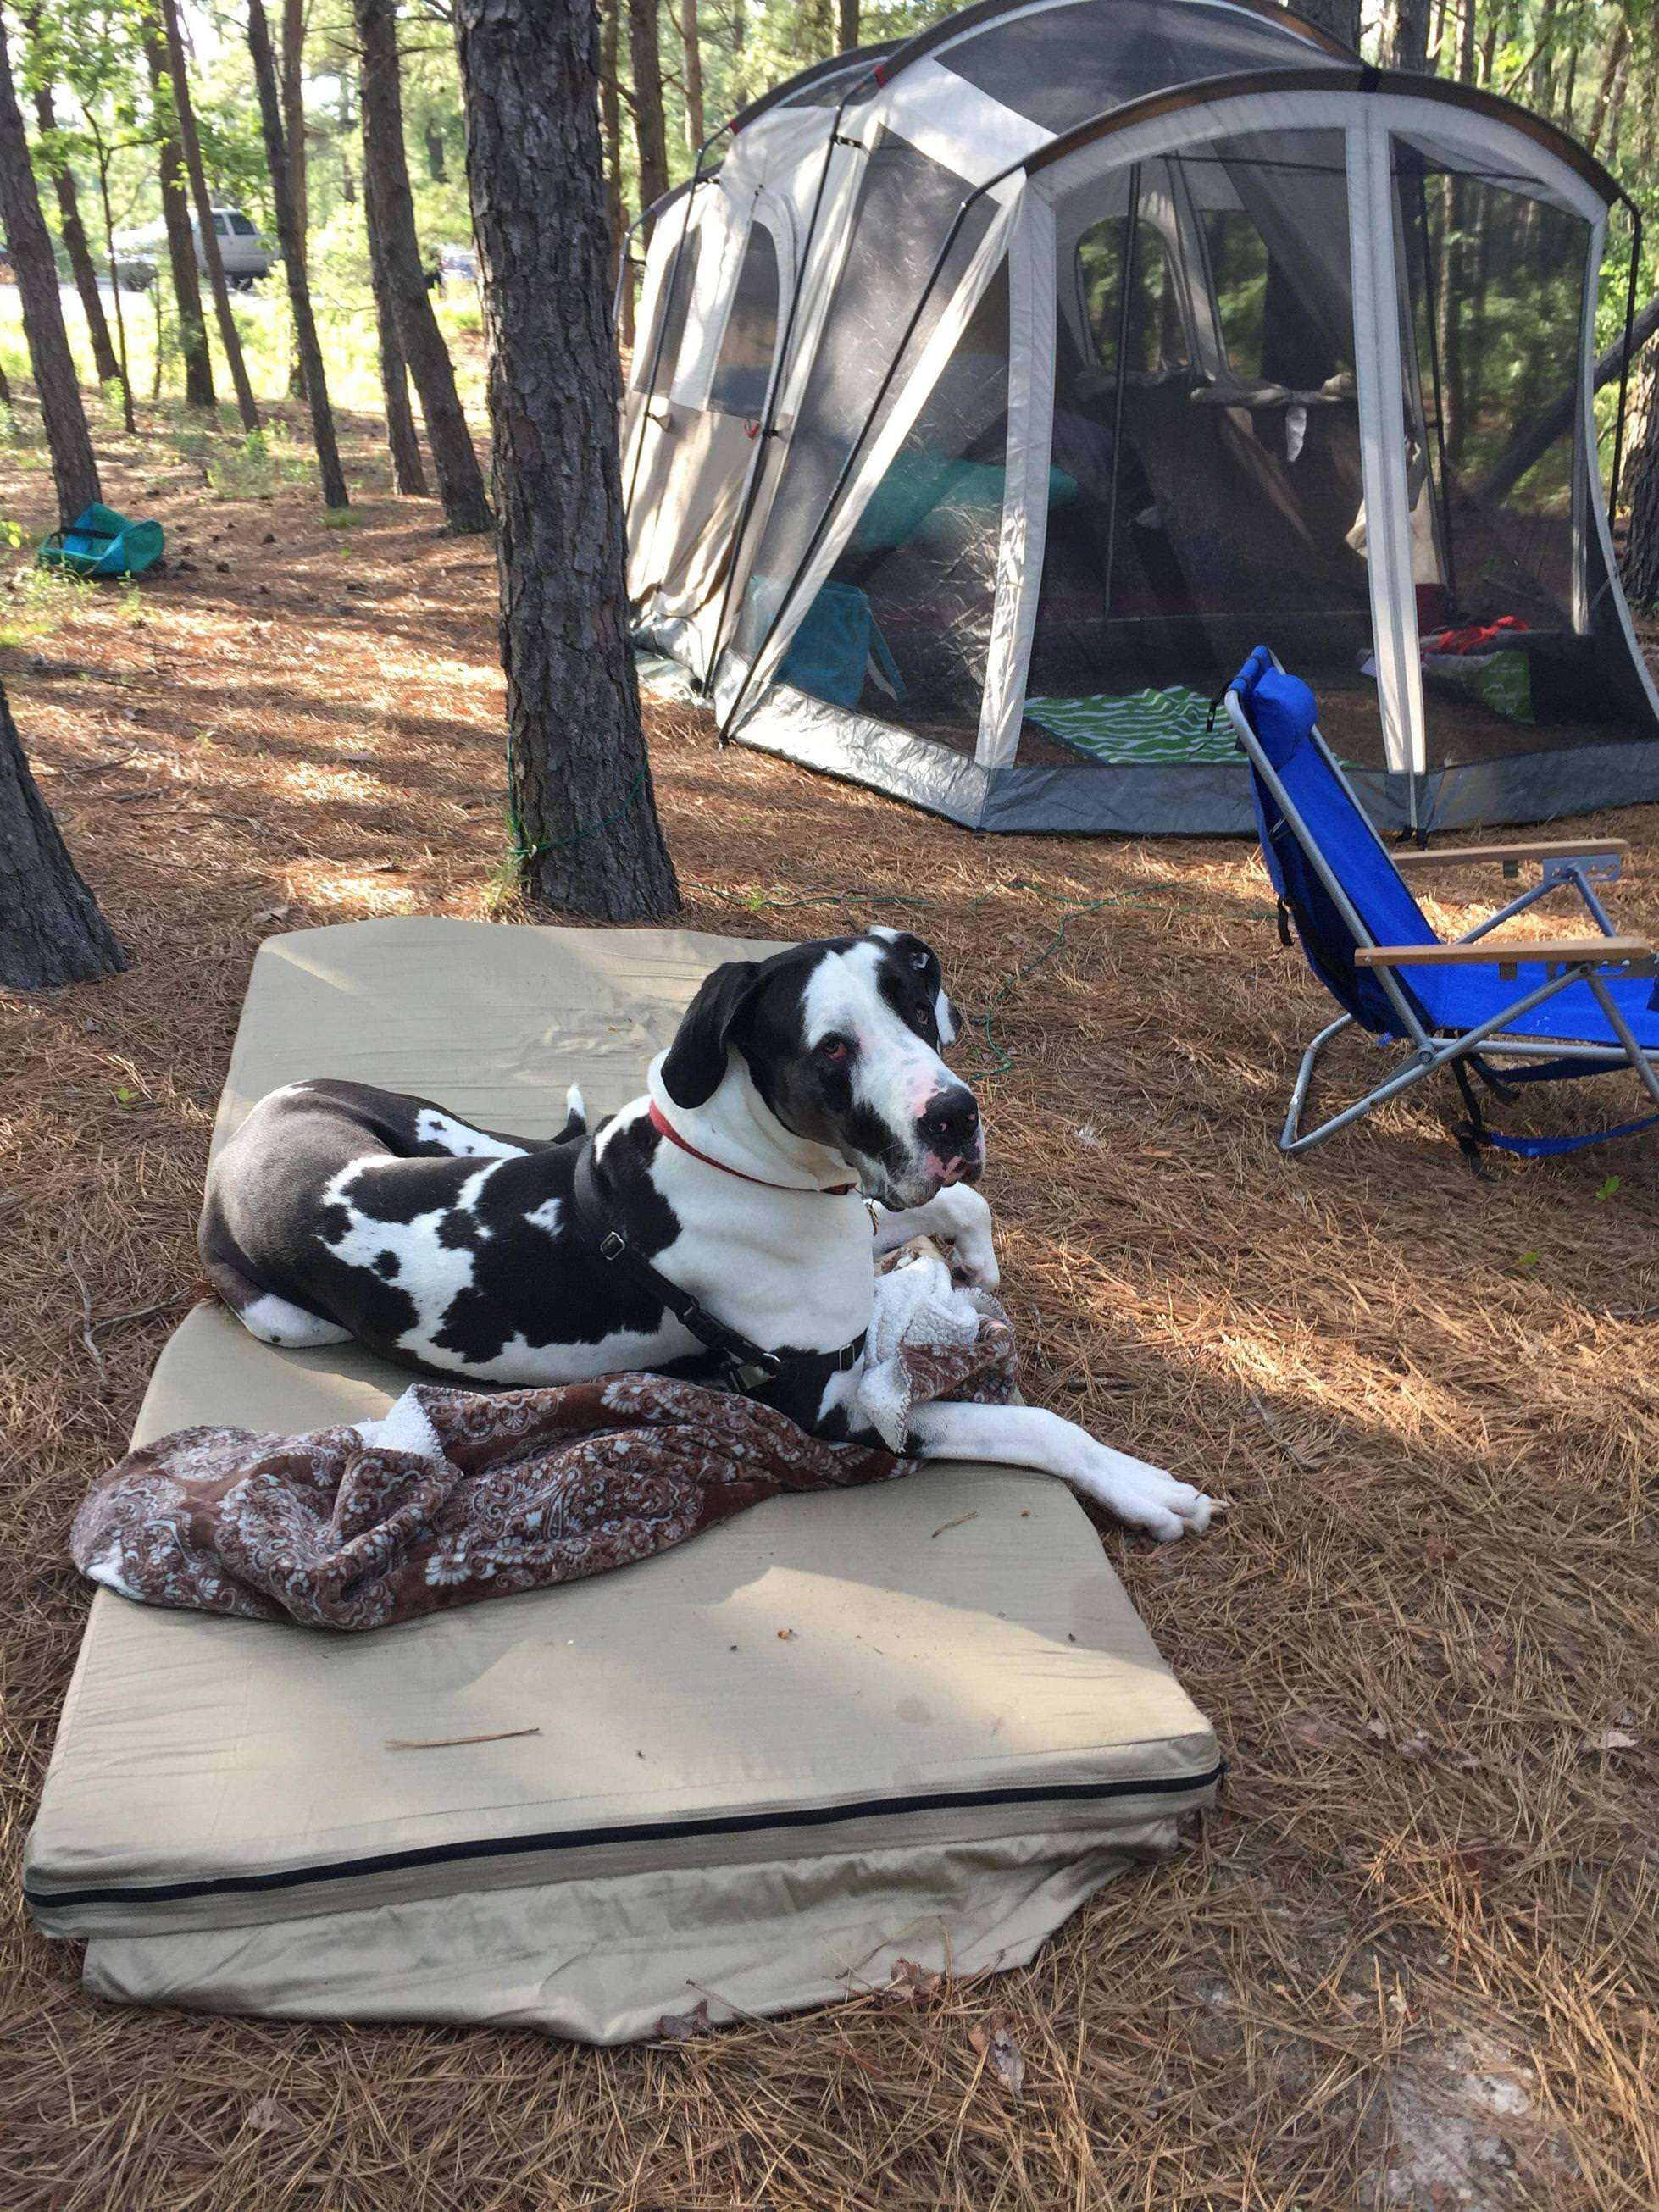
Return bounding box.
[27,1762,1224,1912]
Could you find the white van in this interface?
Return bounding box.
[112,207,274,291]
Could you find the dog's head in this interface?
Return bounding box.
[660,929,981,1208]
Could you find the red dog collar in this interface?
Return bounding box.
[648,1100,857,1196]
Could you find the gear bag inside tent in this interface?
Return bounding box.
[619,0,1659,836]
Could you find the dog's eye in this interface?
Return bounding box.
[911,951,930,972]
[815,1034,850,1065]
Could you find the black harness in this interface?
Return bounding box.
[572,1149,866,1395]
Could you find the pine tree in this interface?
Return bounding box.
[455,0,680,920]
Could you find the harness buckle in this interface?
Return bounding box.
[728,1351,782,1390]
[599,1230,626,1262]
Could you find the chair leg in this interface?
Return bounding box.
[1279,1014,1353,1150]
[1583,974,1659,1109]
[1280,1030,1445,1155]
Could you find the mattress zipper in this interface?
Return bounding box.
[27,1760,1223,1912]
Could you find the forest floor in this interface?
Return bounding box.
[2,407,1657,2211]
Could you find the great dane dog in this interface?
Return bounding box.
[201,929,1213,1539]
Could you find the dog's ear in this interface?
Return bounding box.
[661,960,767,1108]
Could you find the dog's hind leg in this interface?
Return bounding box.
[202,1247,352,1349]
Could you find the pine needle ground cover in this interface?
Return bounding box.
[1,411,1656,2212]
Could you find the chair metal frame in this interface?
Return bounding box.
[1224,655,1659,1155]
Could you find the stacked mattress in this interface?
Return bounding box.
[25,919,1220,2043]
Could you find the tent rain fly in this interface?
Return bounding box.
[620,0,1658,835]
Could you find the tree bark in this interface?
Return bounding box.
[281,0,308,249]
[1390,0,1433,71]
[1623,344,1659,613]
[354,0,491,534]
[1286,0,1360,49]
[1584,22,1628,157]
[424,116,447,181]
[30,82,120,389]
[680,0,703,149]
[90,134,136,435]
[158,0,262,432]
[363,138,427,495]
[1453,0,1476,81]
[627,0,669,212]
[0,677,124,990]
[144,30,214,407]
[601,0,632,348]
[837,0,857,52]
[455,0,679,922]
[0,25,100,525]
[248,0,347,508]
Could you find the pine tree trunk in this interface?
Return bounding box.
[158,0,262,433]
[281,0,308,248]
[30,82,121,389]
[92,140,137,435]
[0,25,100,525]
[363,141,427,495]
[1584,23,1628,156]
[354,0,491,535]
[0,677,124,990]
[1390,0,1433,71]
[280,0,308,399]
[601,0,633,348]
[627,0,669,211]
[838,0,857,51]
[248,0,347,509]
[1288,0,1361,47]
[1455,0,1476,80]
[424,117,447,181]
[1623,346,1659,613]
[455,0,679,922]
[680,0,704,148]
[145,30,214,408]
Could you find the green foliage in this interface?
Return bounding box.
[206,426,315,499]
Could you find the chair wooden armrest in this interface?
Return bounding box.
[1394,837,1628,873]
[1356,936,1654,967]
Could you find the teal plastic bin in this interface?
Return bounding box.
[38,502,165,579]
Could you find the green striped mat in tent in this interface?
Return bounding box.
[1024,685,1234,765]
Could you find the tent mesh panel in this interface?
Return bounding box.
[1023,131,1384,773]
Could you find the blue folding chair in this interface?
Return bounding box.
[1226,646,1659,1161]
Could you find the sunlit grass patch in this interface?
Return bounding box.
[206,426,319,501]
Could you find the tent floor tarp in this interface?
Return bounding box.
[24,918,1220,2044]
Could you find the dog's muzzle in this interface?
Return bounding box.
[918,1086,983,1189]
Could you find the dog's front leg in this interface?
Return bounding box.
[872,1185,998,1289]
[906,1400,1213,1541]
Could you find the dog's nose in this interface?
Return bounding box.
[921,1089,980,1151]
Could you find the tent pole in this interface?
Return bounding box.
[1407,166,1457,618]
[623,129,730,525]
[1348,116,1426,830]
[1100,163,1141,625]
[703,70,886,701]
[1607,199,1641,526]
[715,187,986,742]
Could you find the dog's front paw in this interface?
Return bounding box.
[929,1185,999,1291]
[1078,1447,1213,1542]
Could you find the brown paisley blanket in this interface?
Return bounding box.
[72,1256,1018,1631]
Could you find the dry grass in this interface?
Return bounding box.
[2,407,1656,2210]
